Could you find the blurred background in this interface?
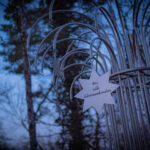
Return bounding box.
[0,0,150,150]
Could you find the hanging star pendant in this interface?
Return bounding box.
[75,70,119,115]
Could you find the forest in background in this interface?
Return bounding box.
[0,0,150,150]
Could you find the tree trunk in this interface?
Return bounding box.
[20,7,37,150]
[95,113,100,150]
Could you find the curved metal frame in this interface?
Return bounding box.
[110,68,150,150]
[30,0,150,149]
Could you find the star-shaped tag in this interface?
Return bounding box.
[75,70,119,115]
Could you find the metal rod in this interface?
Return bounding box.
[118,75,133,150]
[116,88,129,150]
[123,80,137,150]
[127,78,142,150]
[137,71,150,128]
[107,105,118,150]
[132,77,148,149]
[141,75,150,120]
[110,105,120,150]
[104,105,112,150]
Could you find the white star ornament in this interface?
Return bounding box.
[75,70,119,115]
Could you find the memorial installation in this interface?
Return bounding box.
[27,0,150,149]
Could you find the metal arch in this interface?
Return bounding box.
[30,0,150,149]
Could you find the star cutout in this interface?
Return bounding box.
[75,70,119,115]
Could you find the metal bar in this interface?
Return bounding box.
[140,74,150,149]
[110,105,120,150]
[137,71,150,127]
[132,77,148,149]
[107,105,118,150]
[118,75,133,150]
[127,78,142,150]
[123,80,137,150]
[104,105,112,150]
[110,67,150,79]
[116,88,130,150]
[141,75,150,120]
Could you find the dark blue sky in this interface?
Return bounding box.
[0,0,7,42]
[0,1,7,19]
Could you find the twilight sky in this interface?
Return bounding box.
[0,1,59,147]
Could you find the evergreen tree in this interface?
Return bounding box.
[0,0,86,149]
[1,0,107,149]
[0,0,49,149]
[37,1,107,149]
